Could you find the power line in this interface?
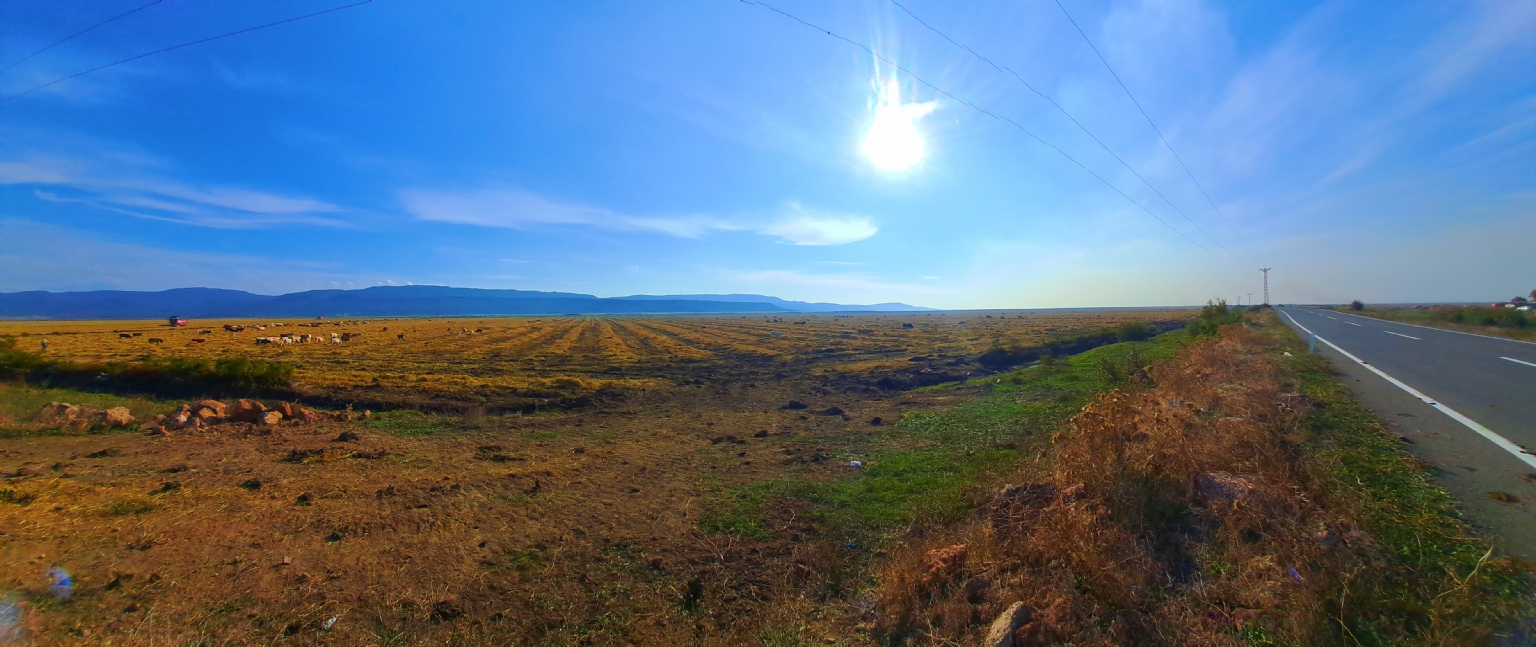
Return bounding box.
[1,0,372,105]
[736,0,1235,267]
[887,0,1241,264]
[0,0,164,74]
[1051,0,1242,242]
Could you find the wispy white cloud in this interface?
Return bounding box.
[0,152,345,228]
[399,186,880,246]
[399,186,734,238]
[761,204,877,246]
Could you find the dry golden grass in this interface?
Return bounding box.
[0,311,1200,644]
[874,318,1531,647]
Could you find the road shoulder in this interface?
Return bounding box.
[1282,314,1536,559]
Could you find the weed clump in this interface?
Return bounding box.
[1186,298,1245,337]
[875,319,1528,646]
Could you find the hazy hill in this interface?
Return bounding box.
[0,285,926,319]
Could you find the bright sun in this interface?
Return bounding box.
[862,80,934,172]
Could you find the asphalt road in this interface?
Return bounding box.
[1277,308,1536,557]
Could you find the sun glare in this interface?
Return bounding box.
[862,80,934,172]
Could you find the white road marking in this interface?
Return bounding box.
[1345,321,1361,326]
[1282,311,1536,470]
[1502,356,1536,368]
[1383,331,1418,340]
[1327,316,1338,320]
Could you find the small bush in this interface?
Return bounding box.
[1115,322,1151,342]
[1186,299,1245,337]
[1429,306,1529,329]
[1350,300,1364,311]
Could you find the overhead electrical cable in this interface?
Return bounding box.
[1052,0,1242,242]
[889,0,1242,264]
[0,0,164,73]
[735,0,1236,267]
[1,0,372,105]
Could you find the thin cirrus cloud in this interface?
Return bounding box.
[399,186,878,246]
[0,155,344,228]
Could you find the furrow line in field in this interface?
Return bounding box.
[606,320,711,361]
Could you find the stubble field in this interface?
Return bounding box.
[0,310,1189,644]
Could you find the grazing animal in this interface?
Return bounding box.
[119,333,132,338]
[147,338,164,344]
[398,333,405,340]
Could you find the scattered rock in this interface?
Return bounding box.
[38,402,81,422]
[84,448,120,459]
[257,411,283,426]
[334,431,361,442]
[869,417,883,426]
[292,407,324,424]
[984,601,1033,647]
[752,430,769,438]
[99,407,135,428]
[196,400,228,417]
[295,493,312,506]
[275,402,296,419]
[239,478,263,490]
[324,531,343,543]
[783,401,809,410]
[1488,491,1521,503]
[233,399,267,422]
[818,406,845,416]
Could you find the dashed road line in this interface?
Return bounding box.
[1281,310,1536,471]
[1345,321,1361,326]
[1502,356,1536,368]
[1383,331,1419,340]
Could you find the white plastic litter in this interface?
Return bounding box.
[849,460,864,468]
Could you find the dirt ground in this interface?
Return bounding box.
[0,311,1187,645]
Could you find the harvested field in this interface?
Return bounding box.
[0,310,1191,644]
[10,310,1517,645]
[0,312,1187,412]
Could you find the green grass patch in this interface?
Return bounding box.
[702,332,1191,543]
[0,383,179,437]
[0,336,294,397]
[1279,322,1531,644]
[365,410,452,437]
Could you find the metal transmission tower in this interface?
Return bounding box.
[1260,268,1271,305]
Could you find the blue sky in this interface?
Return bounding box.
[2,0,1532,308]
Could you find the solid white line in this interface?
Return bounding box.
[1332,309,1536,346]
[1281,311,1536,470]
[1383,331,1419,340]
[1502,356,1536,368]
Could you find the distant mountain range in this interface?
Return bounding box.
[0,286,929,319]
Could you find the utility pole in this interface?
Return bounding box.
[1247,293,1253,307]
[1260,268,1271,305]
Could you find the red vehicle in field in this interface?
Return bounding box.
[168,316,187,326]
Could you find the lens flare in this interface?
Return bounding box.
[862,80,935,172]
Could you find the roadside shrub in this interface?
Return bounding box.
[1429,306,1529,329]
[1349,300,1364,311]
[1114,322,1150,342]
[1186,299,1244,337]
